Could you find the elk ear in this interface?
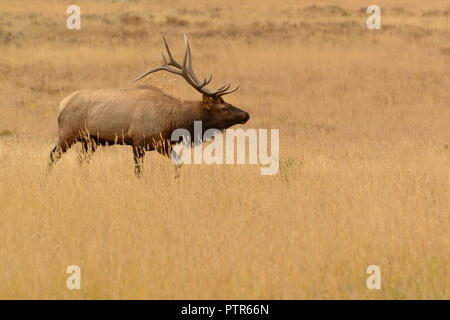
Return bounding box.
[202,95,216,111]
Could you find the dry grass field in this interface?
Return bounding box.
[0,0,449,299]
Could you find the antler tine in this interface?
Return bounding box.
[162,33,182,69]
[132,65,183,83]
[182,34,188,71]
[217,84,240,96]
[160,49,167,65]
[132,34,184,82]
[200,73,213,88]
[183,32,202,85]
[214,81,231,94]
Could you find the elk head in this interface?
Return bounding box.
[132,32,250,130]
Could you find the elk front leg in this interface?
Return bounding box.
[133,145,145,177]
[78,138,97,165]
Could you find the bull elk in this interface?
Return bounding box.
[49,33,250,176]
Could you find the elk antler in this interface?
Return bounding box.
[132,32,239,98]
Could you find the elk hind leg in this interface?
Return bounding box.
[48,139,75,172]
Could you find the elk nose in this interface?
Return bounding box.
[243,112,250,123]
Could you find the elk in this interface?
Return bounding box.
[49,33,250,176]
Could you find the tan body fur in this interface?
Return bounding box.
[58,86,201,148]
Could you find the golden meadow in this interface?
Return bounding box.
[0,0,448,299]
